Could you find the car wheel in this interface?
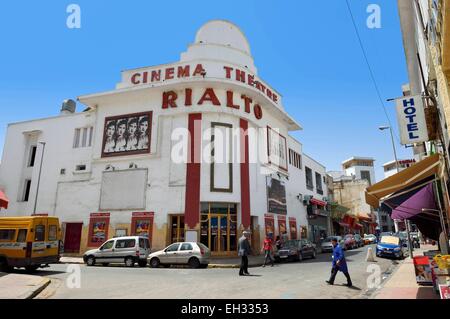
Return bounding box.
[312,250,316,259]
[188,257,201,269]
[86,256,95,266]
[138,260,147,267]
[124,257,135,267]
[150,258,160,268]
[102,263,109,267]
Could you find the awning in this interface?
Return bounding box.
[310,198,327,207]
[391,183,436,220]
[365,154,441,208]
[357,212,372,221]
[338,222,350,227]
[353,223,363,229]
[0,190,8,209]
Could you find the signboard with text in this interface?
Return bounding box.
[396,95,429,145]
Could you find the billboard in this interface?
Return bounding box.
[266,177,287,215]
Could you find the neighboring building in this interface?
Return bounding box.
[383,159,417,178]
[327,157,378,235]
[341,157,375,185]
[0,20,329,256]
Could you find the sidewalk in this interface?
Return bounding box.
[0,273,50,299]
[59,255,266,268]
[372,245,440,299]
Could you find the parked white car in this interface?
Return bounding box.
[83,236,151,267]
[148,242,210,269]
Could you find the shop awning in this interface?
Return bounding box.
[365,154,441,208]
[310,198,327,207]
[338,222,350,228]
[357,212,372,221]
[391,183,436,220]
[0,190,8,209]
[353,223,363,229]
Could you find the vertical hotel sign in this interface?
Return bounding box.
[395,95,429,144]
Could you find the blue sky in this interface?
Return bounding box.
[0,0,412,181]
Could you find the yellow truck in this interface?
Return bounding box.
[0,216,61,272]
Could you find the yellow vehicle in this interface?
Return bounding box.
[0,216,61,272]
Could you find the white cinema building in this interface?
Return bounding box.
[0,20,330,256]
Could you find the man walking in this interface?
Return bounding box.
[326,238,352,287]
[238,230,252,276]
[261,233,274,267]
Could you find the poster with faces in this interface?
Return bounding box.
[102,111,152,157]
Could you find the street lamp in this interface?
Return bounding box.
[378,126,414,256]
[33,142,46,215]
[378,126,400,173]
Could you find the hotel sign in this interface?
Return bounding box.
[396,95,429,145]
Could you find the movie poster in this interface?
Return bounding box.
[266,177,287,215]
[289,217,297,239]
[102,111,152,157]
[91,221,107,243]
[264,214,275,236]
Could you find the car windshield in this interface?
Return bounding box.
[284,240,299,247]
[323,237,335,242]
[380,236,400,245]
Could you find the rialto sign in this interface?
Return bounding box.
[395,95,429,145]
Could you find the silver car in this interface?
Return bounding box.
[83,236,151,267]
[148,242,210,269]
[320,236,345,252]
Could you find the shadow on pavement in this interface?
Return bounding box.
[9,269,67,276]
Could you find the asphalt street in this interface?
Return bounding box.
[29,245,399,299]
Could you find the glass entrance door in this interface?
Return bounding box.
[210,215,227,252]
[200,203,237,256]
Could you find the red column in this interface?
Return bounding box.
[184,113,202,229]
[240,118,251,228]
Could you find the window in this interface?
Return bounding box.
[28,146,37,167]
[0,229,15,241]
[288,149,302,170]
[381,216,388,223]
[17,229,27,242]
[115,229,127,237]
[115,239,136,249]
[139,238,146,249]
[35,225,45,241]
[180,243,193,251]
[73,127,93,148]
[305,167,313,190]
[75,165,87,171]
[315,172,323,195]
[166,243,180,252]
[360,170,372,185]
[23,179,32,202]
[49,225,57,241]
[101,240,114,250]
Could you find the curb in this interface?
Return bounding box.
[58,261,264,269]
[28,278,51,299]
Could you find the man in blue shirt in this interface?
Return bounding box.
[326,238,352,287]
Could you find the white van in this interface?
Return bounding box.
[83,236,150,267]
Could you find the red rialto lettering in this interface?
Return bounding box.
[266,89,272,99]
[236,69,246,83]
[224,66,233,79]
[142,71,148,84]
[198,88,221,106]
[151,70,161,82]
[165,67,175,80]
[177,65,190,78]
[131,73,141,85]
[241,94,252,113]
[273,94,278,103]
[247,74,255,86]
[226,91,240,109]
[162,91,178,109]
[254,104,263,119]
[185,88,192,106]
[193,64,206,76]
